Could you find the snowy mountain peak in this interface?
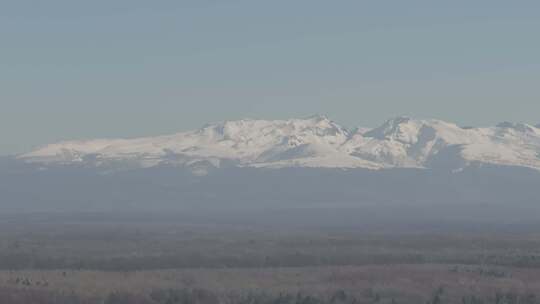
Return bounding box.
[496,122,538,134]
[362,117,462,145]
[364,116,414,141]
[19,116,540,172]
[306,113,329,120]
[196,116,349,144]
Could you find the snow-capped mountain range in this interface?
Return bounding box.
[19,116,540,172]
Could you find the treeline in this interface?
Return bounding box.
[0,252,426,271]
[3,251,540,271]
[0,288,538,304]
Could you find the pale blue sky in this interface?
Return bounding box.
[1,0,539,155]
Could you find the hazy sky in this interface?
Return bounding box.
[1,1,539,155]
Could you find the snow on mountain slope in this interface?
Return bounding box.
[462,122,540,169]
[344,117,476,168]
[19,116,540,171]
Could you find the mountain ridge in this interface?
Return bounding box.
[19,116,540,172]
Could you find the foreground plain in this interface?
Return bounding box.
[2,213,540,303]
